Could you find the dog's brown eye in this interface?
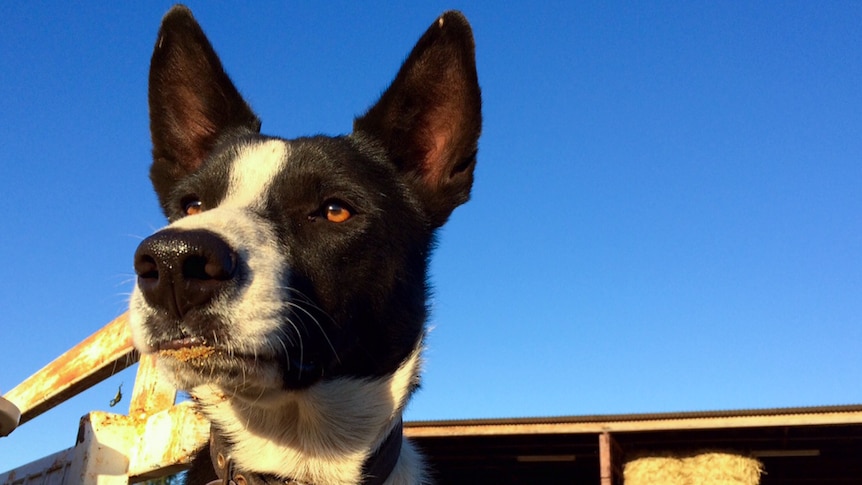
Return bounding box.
[183,198,203,216]
[325,202,352,223]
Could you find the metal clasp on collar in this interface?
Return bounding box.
[205,452,247,485]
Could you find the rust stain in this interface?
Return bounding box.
[3,313,214,482]
[6,313,138,425]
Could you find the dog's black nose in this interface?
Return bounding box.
[134,229,237,318]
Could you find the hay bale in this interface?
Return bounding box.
[686,452,762,485]
[624,455,688,485]
[624,451,762,485]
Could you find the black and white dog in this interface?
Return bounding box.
[129,5,480,485]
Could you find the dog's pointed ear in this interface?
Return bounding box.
[148,5,260,212]
[354,11,482,228]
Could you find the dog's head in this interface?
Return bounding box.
[129,6,481,402]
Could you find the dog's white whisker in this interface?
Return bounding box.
[282,286,343,329]
[283,301,340,364]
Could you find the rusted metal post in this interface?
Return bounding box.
[0,315,210,483]
[67,411,137,485]
[128,353,176,418]
[127,401,210,481]
[3,313,137,426]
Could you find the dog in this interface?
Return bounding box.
[128,5,480,484]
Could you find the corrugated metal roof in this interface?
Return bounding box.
[406,403,862,429]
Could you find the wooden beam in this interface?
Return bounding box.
[599,432,623,485]
[3,313,138,425]
[404,408,862,438]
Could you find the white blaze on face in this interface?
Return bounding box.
[131,138,295,366]
[223,139,290,210]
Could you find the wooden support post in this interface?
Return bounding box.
[599,431,623,485]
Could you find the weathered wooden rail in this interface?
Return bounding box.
[0,313,209,484]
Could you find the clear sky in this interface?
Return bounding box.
[1,0,860,472]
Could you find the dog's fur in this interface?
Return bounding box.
[129,5,480,484]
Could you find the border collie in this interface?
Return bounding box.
[129,5,480,484]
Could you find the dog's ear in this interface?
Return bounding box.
[354,11,482,228]
[148,5,260,212]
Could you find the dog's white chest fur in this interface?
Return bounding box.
[193,346,424,484]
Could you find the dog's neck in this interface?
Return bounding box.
[207,419,403,485]
[191,346,423,485]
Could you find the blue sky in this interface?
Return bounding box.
[1,1,860,472]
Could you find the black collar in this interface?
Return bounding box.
[207,420,403,485]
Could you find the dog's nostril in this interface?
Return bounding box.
[182,255,211,280]
[134,254,160,280]
[182,251,236,281]
[207,250,236,280]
